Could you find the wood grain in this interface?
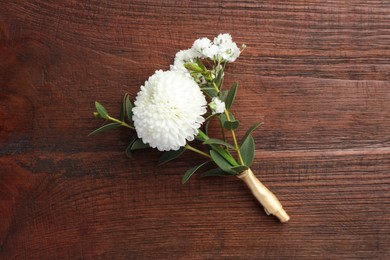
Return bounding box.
[1,0,389,259]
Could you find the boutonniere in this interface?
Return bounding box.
[91,34,289,223]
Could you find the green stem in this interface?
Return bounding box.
[211,80,220,93]
[107,116,135,130]
[185,144,211,159]
[218,117,227,142]
[224,110,244,165]
[205,70,220,93]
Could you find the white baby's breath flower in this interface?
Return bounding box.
[219,41,240,62]
[192,37,212,54]
[170,48,201,75]
[209,97,226,114]
[202,44,220,60]
[214,33,233,45]
[132,70,207,151]
[213,33,241,62]
[175,48,200,61]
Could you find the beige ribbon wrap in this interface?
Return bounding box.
[237,169,289,223]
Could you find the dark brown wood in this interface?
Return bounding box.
[1,1,389,259]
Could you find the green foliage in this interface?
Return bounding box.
[205,119,211,136]
[225,82,238,109]
[196,129,208,142]
[240,135,255,167]
[125,94,134,123]
[230,165,249,174]
[182,161,209,184]
[240,122,262,146]
[131,139,150,150]
[214,69,224,88]
[219,90,228,102]
[219,111,235,126]
[95,101,109,119]
[88,123,121,136]
[198,129,238,167]
[201,84,218,97]
[224,120,239,130]
[195,58,207,71]
[125,134,139,158]
[158,147,186,165]
[203,138,235,150]
[213,147,239,167]
[210,150,236,174]
[200,168,233,178]
[185,62,204,72]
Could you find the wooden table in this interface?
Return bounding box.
[1,1,389,259]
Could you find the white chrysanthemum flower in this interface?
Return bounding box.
[132,70,207,151]
[209,97,226,114]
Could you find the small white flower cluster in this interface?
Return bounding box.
[193,34,241,62]
[170,33,241,73]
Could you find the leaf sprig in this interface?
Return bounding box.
[89,95,149,158]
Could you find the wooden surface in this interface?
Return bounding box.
[1,1,390,259]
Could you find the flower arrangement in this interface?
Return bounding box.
[90,34,289,223]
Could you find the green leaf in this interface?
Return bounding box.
[212,146,239,166]
[197,130,209,141]
[88,123,121,136]
[200,168,233,178]
[219,111,236,126]
[95,101,109,119]
[184,62,203,72]
[158,147,186,165]
[119,94,128,121]
[195,58,207,71]
[201,87,216,92]
[240,122,263,146]
[214,69,224,88]
[182,161,209,184]
[203,114,218,136]
[219,90,229,102]
[201,84,218,97]
[205,120,211,136]
[210,150,235,174]
[198,130,239,167]
[125,95,133,123]
[240,135,255,167]
[125,134,138,158]
[225,82,238,109]
[203,138,235,150]
[131,139,150,150]
[230,165,249,174]
[224,120,239,130]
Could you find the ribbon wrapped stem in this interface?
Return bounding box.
[237,169,289,223]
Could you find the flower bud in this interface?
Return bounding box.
[184,62,204,72]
